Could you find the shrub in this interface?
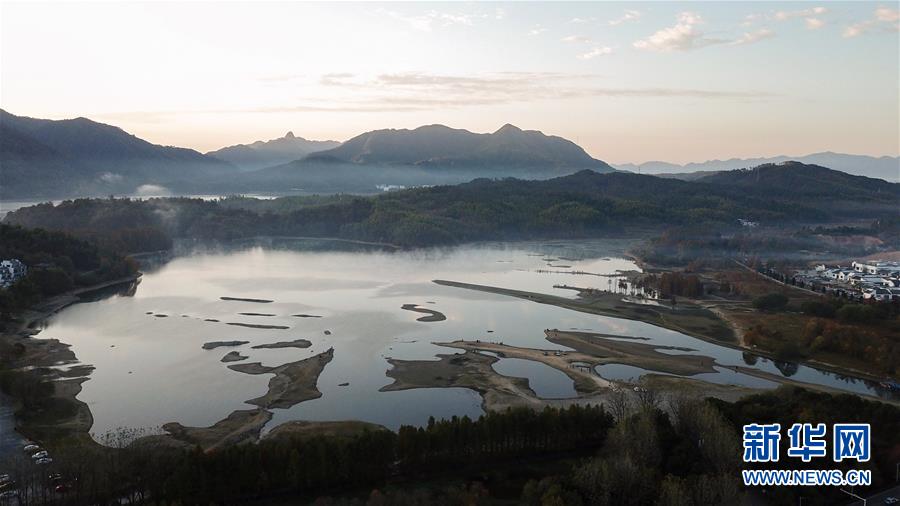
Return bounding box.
[752,293,789,311]
[800,300,836,318]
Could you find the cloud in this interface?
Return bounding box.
[876,7,900,22]
[805,18,825,30]
[843,7,900,37]
[562,35,592,43]
[528,25,547,36]
[609,10,642,26]
[774,7,827,21]
[578,47,614,60]
[281,71,777,112]
[633,12,727,52]
[741,13,763,27]
[99,72,778,121]
[570,17,596,24]
[730,28,775,46]
[377,8,496,32]
[745,7,827,30]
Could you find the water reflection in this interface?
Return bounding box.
[34,239,897,439]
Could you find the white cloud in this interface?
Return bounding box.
[609,10,641,26]
[528,25,547,36]
[731,28,775,46]
[875,7,899,22]
[741,13,763,27]
[378,8,497,32]
[570,17,596,24]
[562,35,592,43]
[843,21,872,38]
[843,7,900,38]
[633,12,726,52]
[578,47,614,60]
[378,9,434,31]
[774,6,827,21]
[805,18,825,30]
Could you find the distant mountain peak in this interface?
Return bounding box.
[494,123,523,135]
[206,132,340,171]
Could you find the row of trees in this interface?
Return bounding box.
[3,405,613,505]
[4,388,897,505]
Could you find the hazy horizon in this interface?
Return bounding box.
[2,1,898,164]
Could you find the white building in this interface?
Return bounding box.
[0,259,27,289]
[852,260,900,276]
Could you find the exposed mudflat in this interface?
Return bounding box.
[202,340,249,350]
[162,408,273,451]
[220,297,274,303]
[228,348,334,409]
[221,351,248,362]
[251,339,312,350]
[381,351,542,411]
[226,322,290,330]
[400,304,447,322]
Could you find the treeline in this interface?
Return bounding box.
[7,170,897,249]
[642,272,705,298]
[712,387,900,506]
[8,405,613,505]
[5,388,898,505]
[0,224,137,317]
[637,221,898,266]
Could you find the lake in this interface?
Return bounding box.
[34,239,895,440]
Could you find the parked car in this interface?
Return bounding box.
[883,497,899,505]
[31,451,49,460]
[23,444,40,453]
[35,458,52,466]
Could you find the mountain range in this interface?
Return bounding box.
[615,152,899,182]
[0,109,235,199]
[306,123,613,171]
[2,109,896,200]
[1,111,615,198]
[206,132,339,171]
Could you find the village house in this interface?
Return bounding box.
[0,259,27,289]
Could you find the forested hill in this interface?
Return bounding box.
[0,224,137,315]
[694,161,900,198]
[5,168,896,249]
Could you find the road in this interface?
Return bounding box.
[0,392,25,464]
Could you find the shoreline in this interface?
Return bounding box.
[0,274,143,449]
[432,278,896,392]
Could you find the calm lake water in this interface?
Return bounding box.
[35,239,895,439]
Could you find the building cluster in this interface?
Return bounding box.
[0,259,27,289]
[810,260,900,301]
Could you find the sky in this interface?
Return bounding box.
[1,1,898,164]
